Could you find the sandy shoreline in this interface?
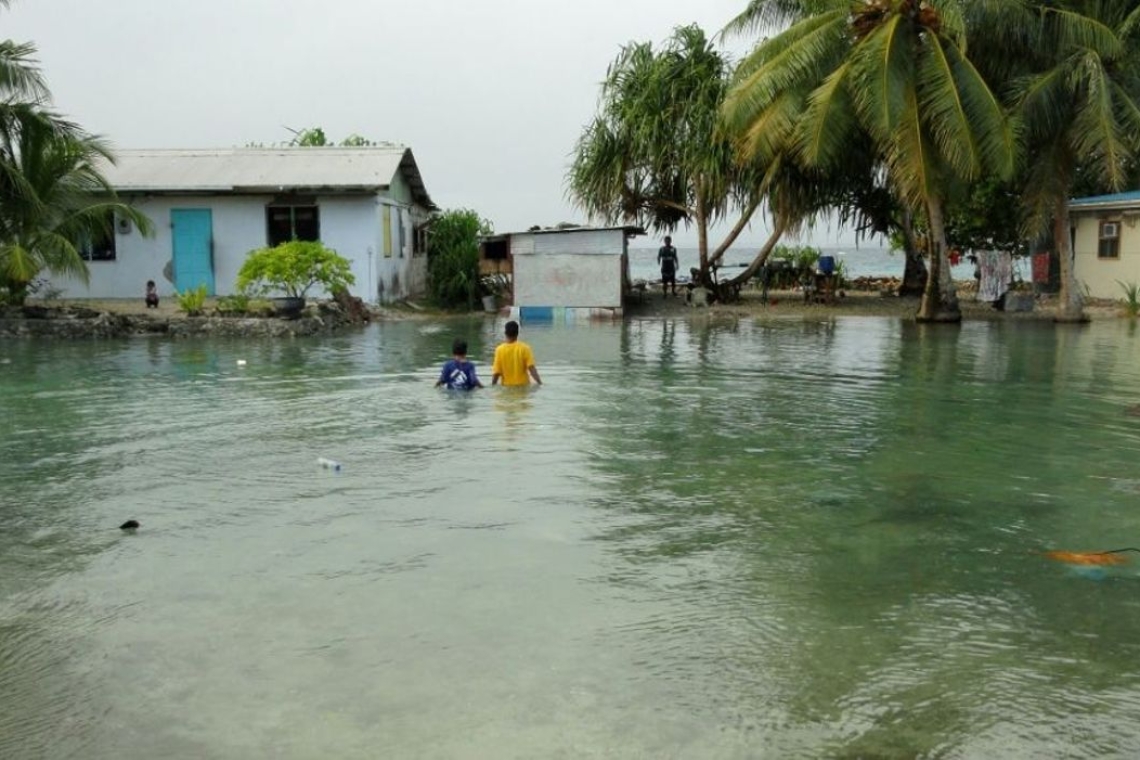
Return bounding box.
[24,286,1128,324]
[622,285,1124,322]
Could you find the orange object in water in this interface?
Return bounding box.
[1044,550,1132,566]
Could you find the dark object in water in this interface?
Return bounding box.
[120,520,140,531]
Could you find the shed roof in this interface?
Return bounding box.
[100,147,436,209]
[1069,190,1140,209]
[484,225,645,240]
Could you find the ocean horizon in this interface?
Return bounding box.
[627,245,998,282]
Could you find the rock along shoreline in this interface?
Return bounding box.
[0,298,376,339]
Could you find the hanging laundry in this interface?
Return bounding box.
[977,250,1012,302]
[1032,252,1050,284]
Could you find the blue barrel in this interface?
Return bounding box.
[818,255,836,275]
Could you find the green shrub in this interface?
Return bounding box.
[176,284,209,316]
[1119,280,1140,318]
[237,240,355,299]
[427,209,492,309]
[768,245,823,289]
[248,298,275,317]
[215,293,251,316]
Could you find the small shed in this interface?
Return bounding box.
[480,226,642,319]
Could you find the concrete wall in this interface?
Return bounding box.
[533,229,626,255]
[1073,213,1140,299]
[510,229,629,309]
[46,192,430,303]
[513,253,623,308]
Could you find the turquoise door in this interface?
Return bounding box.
[171,209,215,295]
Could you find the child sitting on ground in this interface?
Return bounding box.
[145,280,159,308]
[435,338,483,391]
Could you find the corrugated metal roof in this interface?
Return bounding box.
[486,225,645,239]
[1070,190,1140,208]
[100,147,436,209]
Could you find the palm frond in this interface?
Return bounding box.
[723,10,847,144]
[1041,6,1125,58]
[846,16,909,148]
[794,61,859,168]
[0,39,48,101]
[719,0,840,39]
[1068,51,1130,190]
[919,35,1014,181]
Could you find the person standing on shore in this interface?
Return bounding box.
[657,236,679,297]
[145,280,159,308]
[491,320,542,386]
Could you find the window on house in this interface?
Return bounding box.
[413,224,428,255]
[1098,220,1120,259]
[79,212,117,261]
[266,204,320,246]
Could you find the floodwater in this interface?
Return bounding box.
[2,316,1140,759]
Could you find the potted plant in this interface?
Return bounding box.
[479,273,510,313]
[236,241,355,318]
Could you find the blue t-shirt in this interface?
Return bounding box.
[439,359,480,390]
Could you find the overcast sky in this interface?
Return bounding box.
[5,0,860,248]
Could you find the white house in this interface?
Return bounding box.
[51,146,436,303]
[481,226,642,320]
[1070,190,1140,299]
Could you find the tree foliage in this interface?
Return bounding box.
[943,177,1030,257]
[426,209,491,309]
[237,240,355,299]
[722,0,1016,321]
[567,25,771,283]
[282,126,382,147]
[0,14,152,304]
[1011,0,1140,321]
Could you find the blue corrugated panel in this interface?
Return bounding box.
[519,306,554,321]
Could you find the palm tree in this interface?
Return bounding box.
[568,25,772,288]
[1016,1,1140,322]
[0,8,151,303]
[722,0,1016,322]
[0,117,151,304]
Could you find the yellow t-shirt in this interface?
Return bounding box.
[492,340,536,386]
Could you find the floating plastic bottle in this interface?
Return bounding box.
[317,457,342,472]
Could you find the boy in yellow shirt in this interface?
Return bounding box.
[491,320,542,386]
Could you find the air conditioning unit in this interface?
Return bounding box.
[1101,222,1119,239]
[116,216,132,235]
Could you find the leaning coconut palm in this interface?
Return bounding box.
[1016,1,1140,323]
[0,119,151,304]
[567,25,773,290]
[722,0,1016,322]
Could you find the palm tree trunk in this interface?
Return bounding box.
[898,208,927,297]
[917,198,961,323]
[1052,197,1086,323]
[695,190,711,287]
[708,198,761,268]
[725,215,789,286]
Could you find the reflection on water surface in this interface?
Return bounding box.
[2,317,1139,758]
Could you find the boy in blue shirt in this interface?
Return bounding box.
[435,338,483,391]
